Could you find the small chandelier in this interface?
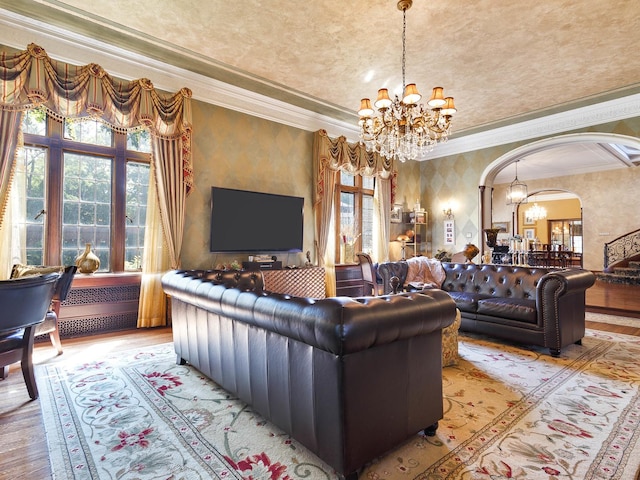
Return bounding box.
[506,161,528,205]
[357,0,456,163]
[525,199,547,221]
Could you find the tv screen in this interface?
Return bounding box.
[210,187,304,253]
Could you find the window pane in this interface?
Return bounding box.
[64,118,113,146]
[22,108,47,136]
[63,153,112,271]
[340,192,355,242]
[125,161,150,271]
[127,129,152,153]
[362,175,374,190]
[362,194,374,254]
[16,146,47,264]
[340,171,355,187]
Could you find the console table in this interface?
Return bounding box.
[262,266,326,299]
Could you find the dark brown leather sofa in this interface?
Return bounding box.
[162,269,457,480]
[378,262,596,357]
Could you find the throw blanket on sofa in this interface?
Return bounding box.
[406,257,446,288]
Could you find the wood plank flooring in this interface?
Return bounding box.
[586,279,640,319]
[0,327,173,480]
[1,280,639,479]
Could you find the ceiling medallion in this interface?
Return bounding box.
[357,0,456,162]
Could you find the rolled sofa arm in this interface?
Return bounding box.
[162,270,457,356]
[547,268,596,294]
[536,268,596,307]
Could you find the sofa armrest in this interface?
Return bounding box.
[537,268,596,306]
[547,268,596,294]
[536,269,595,351]
[377,261,408,294]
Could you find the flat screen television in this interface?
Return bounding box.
[210,187,304,253]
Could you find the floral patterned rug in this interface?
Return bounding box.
[38,329,640,480]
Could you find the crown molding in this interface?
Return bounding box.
[0,8,360,140]
[1,7,638,154]
[421,93,640,160]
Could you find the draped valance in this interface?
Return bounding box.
[314,129,394,177]
[1,43,192,134]
[313,129,396,207]
[0,43,193,189]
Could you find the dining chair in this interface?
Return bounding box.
[356,252,379,296]
[11,264,77,355]
[0,272,60,400]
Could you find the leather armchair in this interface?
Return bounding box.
[0,273,60,399]
[11,264,77,354]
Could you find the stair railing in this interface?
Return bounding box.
[604,228,640,270]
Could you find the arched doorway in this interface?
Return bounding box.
[478,132,640,270]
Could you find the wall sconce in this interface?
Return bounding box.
[443,207,453,219]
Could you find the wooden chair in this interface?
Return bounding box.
[0,273,59,400]
[356,252,379,296]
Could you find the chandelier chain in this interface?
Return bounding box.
[356,0,456,162]
[402,7,406,89]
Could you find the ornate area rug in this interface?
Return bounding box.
[38,329,640,480]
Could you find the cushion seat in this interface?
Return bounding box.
[446,291,490,313]
[477,297,537,324]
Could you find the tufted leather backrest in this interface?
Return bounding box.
[162,269,456,355]
[441,263,549,300]
[178,269,265,292]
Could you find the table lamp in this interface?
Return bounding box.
[397,234,410,260]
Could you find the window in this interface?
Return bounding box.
[335,171,375,262]
[18,108,151,272]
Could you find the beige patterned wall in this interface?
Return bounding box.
[180,98,639,272]
[391,161,423,260]
[420,117,640,271]
[181,99,314,269]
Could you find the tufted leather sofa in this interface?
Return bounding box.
[162,269,457,479]
[378,261,596,357]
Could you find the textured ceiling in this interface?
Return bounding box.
[1,0,639,182]
[5,0,639,134]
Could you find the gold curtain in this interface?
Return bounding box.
[313,130,396,296]
[0,43,193,326]
[0,110,22,233]
[137,161,171,327]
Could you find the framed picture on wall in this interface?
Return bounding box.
[524,228,536,240]
[492,221,510,233]
[444,219,455,245]
[524,213,536,225]
[390,204,403,223]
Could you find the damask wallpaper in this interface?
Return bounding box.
[181,100,314,269]
[181,96,639,271]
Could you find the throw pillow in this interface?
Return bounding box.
[10,263,64,279]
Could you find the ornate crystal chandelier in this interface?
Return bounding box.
[525,201,548,221]
[357,0,456,163]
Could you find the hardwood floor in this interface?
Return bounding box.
[586,279,640,318]
[0,281,638,479]
[0,327,173,480]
